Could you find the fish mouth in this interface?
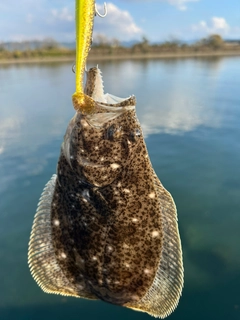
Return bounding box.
[84,66,136,127]
[85,96,136,128]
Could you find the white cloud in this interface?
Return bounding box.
[192,17,230,36]
[51,7,74,22]
[212,17,229,31]
[94,3,142,41]
[168,0,199,11]
[0,2,142,42]
[123,0,200,11]
[0,1,75,41]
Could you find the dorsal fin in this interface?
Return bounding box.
[125,171,184,318]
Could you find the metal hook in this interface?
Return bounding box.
[72,63,76,73]
[72,63,88,73]
[95,2,107,18]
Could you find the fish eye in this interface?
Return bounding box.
[129,128,141,142]
[106,124,122,141]
[135,128,141,137]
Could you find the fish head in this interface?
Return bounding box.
[62,67,143,187]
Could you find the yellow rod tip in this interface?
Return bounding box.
[72,92,96,114]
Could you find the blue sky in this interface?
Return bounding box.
[0,0,240,43]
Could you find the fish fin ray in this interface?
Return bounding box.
[125,171,184,318]
[28,174,97,300]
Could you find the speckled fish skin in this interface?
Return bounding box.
[28,67,183,318]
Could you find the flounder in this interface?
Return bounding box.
[28,66,183,318]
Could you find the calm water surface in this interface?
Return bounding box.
[0,57,239,320]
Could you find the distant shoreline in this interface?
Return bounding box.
[1,50,240,65]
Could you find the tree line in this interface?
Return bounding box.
[0,35,240,60]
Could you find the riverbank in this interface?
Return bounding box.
[1,50,240,65]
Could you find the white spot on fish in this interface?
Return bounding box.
[152,230,160,238]
[123,188,130,194]
[148,192,155,199]
[107,245,113,252]
[132,218,138,223]
[54,219,60,226]
[92,256,97,261]
[110,163,120,169]
[100,157,104,161]
[125,263,130,268]
[61,252,67,259]
[95,146,99,150]
[117,181,121,188]
[144,268,151,275]
[77,284,84,290]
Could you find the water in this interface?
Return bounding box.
[0,57,239,320]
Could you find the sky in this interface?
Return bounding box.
[0,0,240,43]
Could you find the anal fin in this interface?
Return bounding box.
[28,174,97,300]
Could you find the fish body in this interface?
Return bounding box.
[28,67,183,318]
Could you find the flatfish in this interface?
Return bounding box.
[28,66,183,318]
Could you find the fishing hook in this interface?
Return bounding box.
[72,63,76,73]
[72,63,88,73]
[95,2,107,18]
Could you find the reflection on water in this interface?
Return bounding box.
[97,58,227,135]
[0,58,240,320]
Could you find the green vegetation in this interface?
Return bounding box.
[90,34,240,56]
[0,43,75,60]
[0,35,240,62]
